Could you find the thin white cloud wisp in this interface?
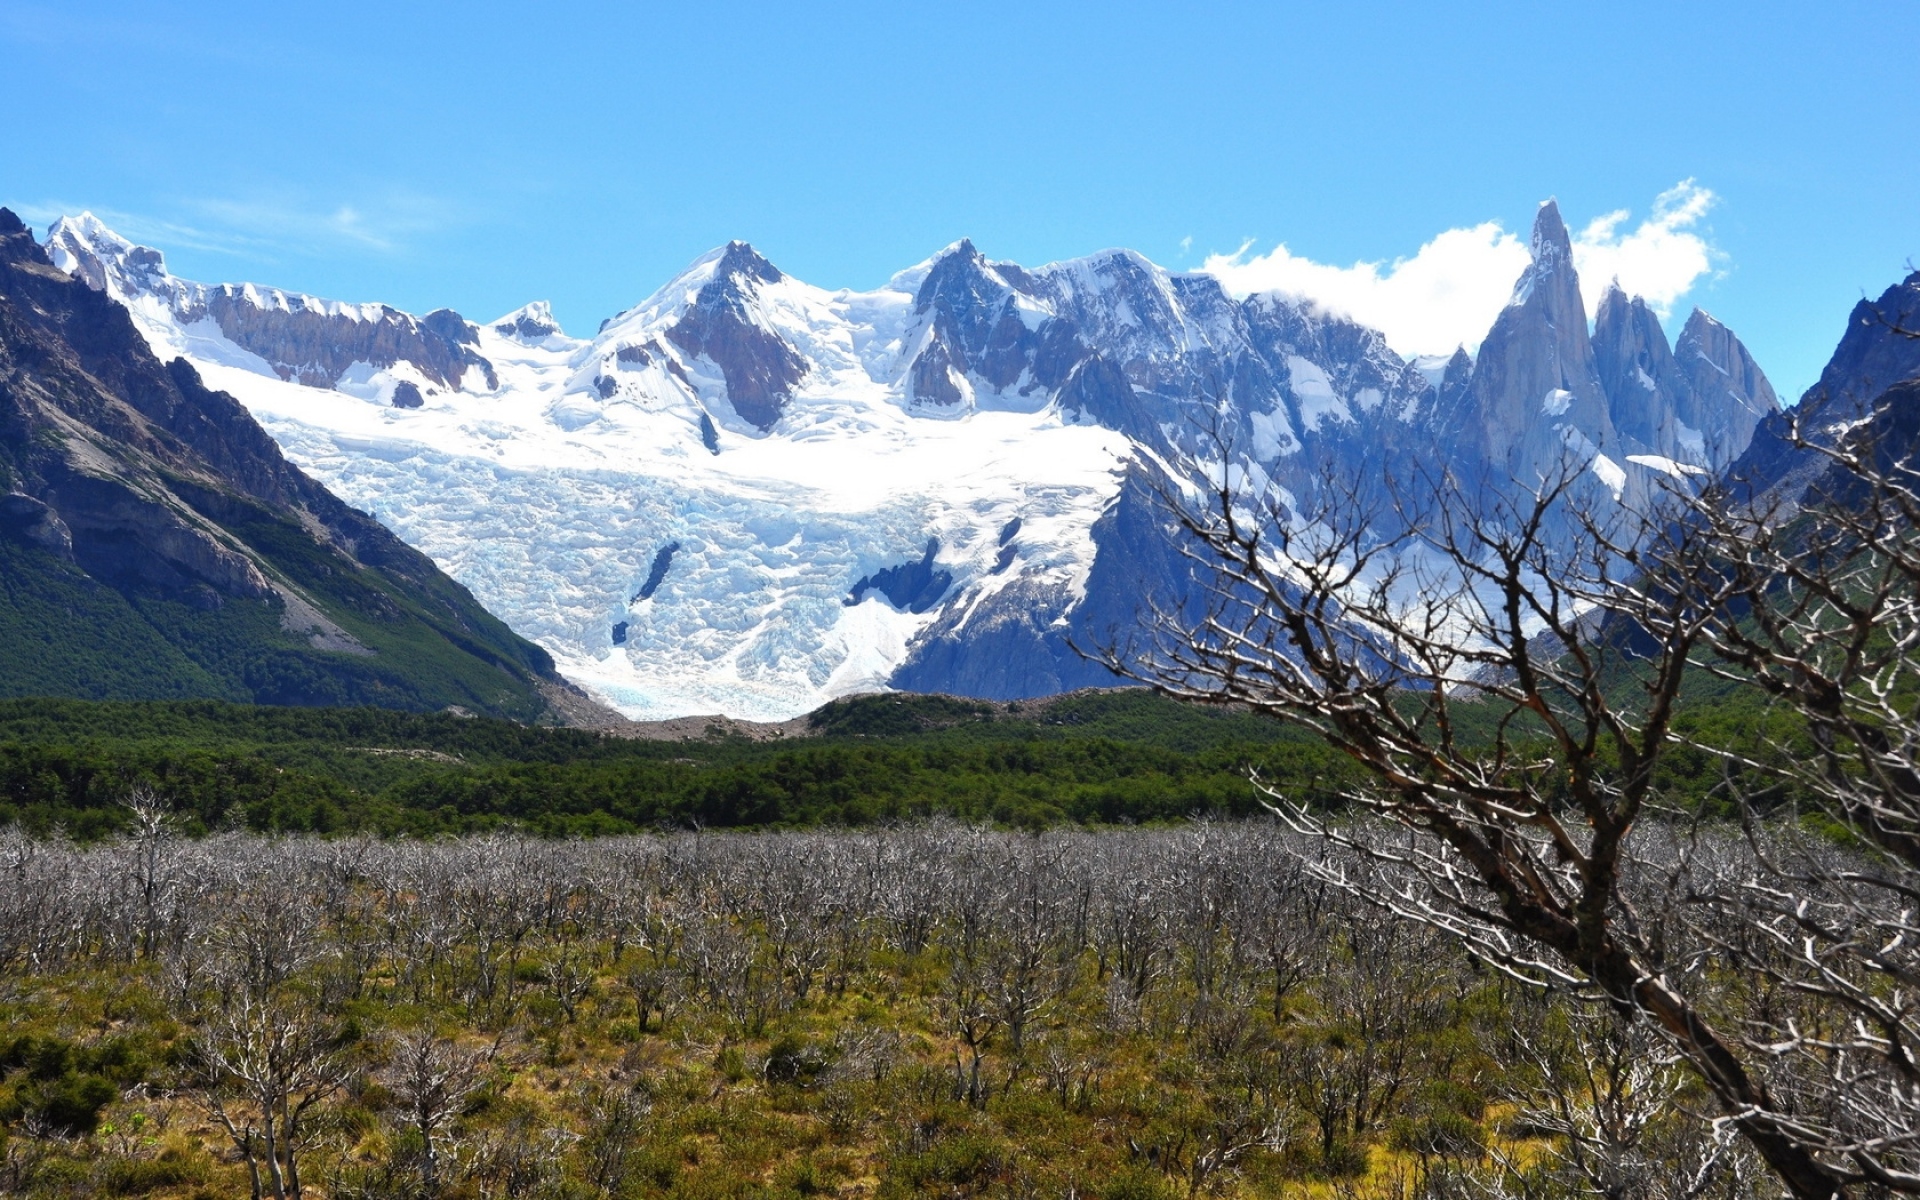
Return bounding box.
[1203,181,1719,359]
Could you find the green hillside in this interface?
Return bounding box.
[0,207,578,722]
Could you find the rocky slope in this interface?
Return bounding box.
[0,208,598,720]
[1728,270,1920,498]
[37,204,1778,719]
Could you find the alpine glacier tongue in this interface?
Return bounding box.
[35,209,1782,720]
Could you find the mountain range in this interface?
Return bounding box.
[23,202,1785,720]
[0,208,602,722]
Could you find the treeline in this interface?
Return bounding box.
[0,692,1362,838]
[0,684,1810,840]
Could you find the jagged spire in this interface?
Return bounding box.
[1530,199,1572,270]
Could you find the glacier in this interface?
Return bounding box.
[37,204,1780,720]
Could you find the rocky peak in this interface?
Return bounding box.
[492,300,567,342]
[1797,272,1920,421]
[906,239,1056,407]
[930,238,982,268]
[1592,283,1689,455]
[1675,308,1779,418]
[664,242,808,432]
[421,308,478,347]
[1032,250,1203,371]
[1588,288,1776,470]
[42,213,498,393]
[1457,198,1616,481]
[913,238,1003,319]
[1672,308,1778,464]
[1729,272,1919,500]
[1527,199,1573,278]
[1508,200,1581,317]
[45,213,173,300]
[713,240,783,287]
[1437,346,1474,406]
[1239,293,1428,431]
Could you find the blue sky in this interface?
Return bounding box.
[3,0,1915,399]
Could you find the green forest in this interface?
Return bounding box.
[0,691,1371,839]
[0,675,1805,844]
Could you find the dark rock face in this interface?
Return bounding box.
[611,620,629,646]
[197,292,498,390]
[1700,282,1920,557]
[1799,271,1920,419]
[1592,286,1776,469]
[1806,376,1920,511]
[1594,284,1691,455]
[1730,271,1920,494]
[907,335,967,409]
[633,542,681,602]
[0,207,579,718]
[889,576,1091,699]
[1243,292,1433,428]
[0,492,74,558]
[391,381,425,409]
[1057,353,1154,441]
[891,467,1178,699]
[1433,346,1474,432]
[664,242,808,432]
[698,412,721,454]
[907,241,1052,409]
[992,516,1022,572]
[848,539,953,613]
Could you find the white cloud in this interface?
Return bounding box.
[1202,181,1720,359]
[1205,223,1529,358]
[1569,180,1717,319]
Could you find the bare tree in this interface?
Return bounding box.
[1115,450,1861,1199]
[1479,1007,1765,1200]
[118,786,178,962]
[1628,415,1920,1193]
[195,990,355,1200]
[379,1030,500,1198]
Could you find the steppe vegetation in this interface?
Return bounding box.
[0,818,1794,1200]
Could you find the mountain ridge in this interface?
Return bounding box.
[36,204,1780,720]
[0,207,606,722]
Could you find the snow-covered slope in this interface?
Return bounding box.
[39,207,1780,720]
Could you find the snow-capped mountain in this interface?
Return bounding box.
[0,209,584,721]
[38,203,1778,720]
